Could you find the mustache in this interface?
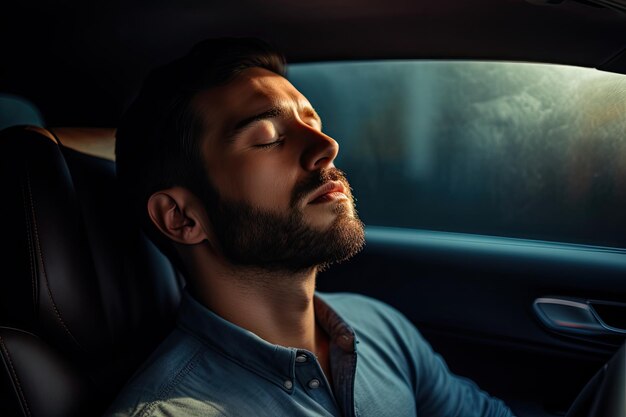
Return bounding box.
[291,168,351,206]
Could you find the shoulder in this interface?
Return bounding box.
[104,328,211,417]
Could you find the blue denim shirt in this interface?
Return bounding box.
[105,292,514,417]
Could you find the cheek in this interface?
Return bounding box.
[222,155,297,210]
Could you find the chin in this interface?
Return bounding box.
[308,209,354,230]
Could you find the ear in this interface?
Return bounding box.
[147,187,207,245]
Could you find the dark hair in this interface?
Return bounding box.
[116,38,287,272]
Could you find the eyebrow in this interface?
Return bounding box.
[225,105,322,143]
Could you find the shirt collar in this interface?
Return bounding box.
[176,291,357,393]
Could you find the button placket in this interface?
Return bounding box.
[294,351,328,394]
[293,352,339,415]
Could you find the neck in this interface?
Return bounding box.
[184,246,323,354]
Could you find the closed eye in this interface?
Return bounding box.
[255,137,285,149]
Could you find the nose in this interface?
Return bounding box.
[299,125,339,172]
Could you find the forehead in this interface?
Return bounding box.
[193,67,310,133]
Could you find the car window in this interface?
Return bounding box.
[289,61,626,248]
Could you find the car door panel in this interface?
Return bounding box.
[317,227,626,416]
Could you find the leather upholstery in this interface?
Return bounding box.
[0,126,183,416]
[0,327,93,417]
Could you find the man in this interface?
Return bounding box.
[106,38,514,417]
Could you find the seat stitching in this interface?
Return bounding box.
[21,178,37,311]
[25,173,83,350]
[0,335,32,417]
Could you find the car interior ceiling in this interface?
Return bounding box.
[2,0,626,126]
[1,1,626,417]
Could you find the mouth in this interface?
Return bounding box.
[307,180,348,205]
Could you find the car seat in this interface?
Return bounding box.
[0,126,183,417]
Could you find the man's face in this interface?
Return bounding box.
[193,67,365,271]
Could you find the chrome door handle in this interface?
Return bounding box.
[533,297,626,336]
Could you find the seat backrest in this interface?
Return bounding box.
[0,126,183,416]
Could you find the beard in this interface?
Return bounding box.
[200,168,365,273]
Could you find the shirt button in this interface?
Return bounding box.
[308,379,321,389]
[295,354,308,363]
[283,380,293,390]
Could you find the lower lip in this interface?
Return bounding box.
[309,192,348,204]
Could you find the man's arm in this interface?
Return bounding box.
[381,303,516,417]
[412,337,515,416]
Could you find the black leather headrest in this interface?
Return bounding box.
[0,125,183,415]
